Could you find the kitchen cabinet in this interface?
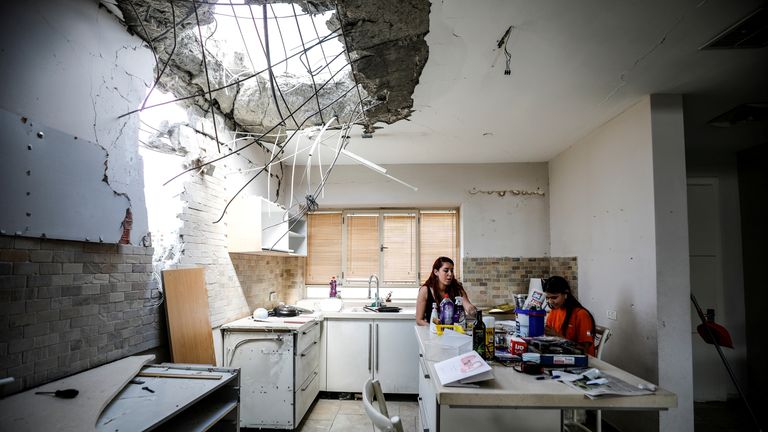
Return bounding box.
[418,353,437,432]
[223,319,321,429]
[325,318,418,394]
[227,195,306,255]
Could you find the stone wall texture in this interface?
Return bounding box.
[0,235,163,394]
[462,256,578,306]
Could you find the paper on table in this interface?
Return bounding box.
[434,350,494,387]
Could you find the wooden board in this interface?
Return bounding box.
[0,355,154,432]
[162,267,216,365]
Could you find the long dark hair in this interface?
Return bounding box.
[543,276,595,337]
[423,257,466,300]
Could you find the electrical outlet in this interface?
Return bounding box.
[269,291,277,302]
[606,310,617,320]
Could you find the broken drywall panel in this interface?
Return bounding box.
[0,0,155,245]
[0,109,129,243]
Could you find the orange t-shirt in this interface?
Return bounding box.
[546,307,595,356]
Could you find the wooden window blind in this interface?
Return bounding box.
[382,213,417,285]
[419,211,458,283]
[345,213,379,281]
[306,212,342,284]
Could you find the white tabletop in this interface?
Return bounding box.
[415,325,676,410]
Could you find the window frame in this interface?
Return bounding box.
[306,207,460,289]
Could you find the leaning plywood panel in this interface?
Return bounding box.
[162,267,216,365]
[0,355,154,432]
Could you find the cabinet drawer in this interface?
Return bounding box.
[296,368,320,424]
[297,321,321,353]
[296,335,321,386]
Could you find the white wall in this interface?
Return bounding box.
[283,163,550,257]
[550,96,694,432]
[0,0,153,244]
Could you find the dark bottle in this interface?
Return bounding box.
[472,310,486,359]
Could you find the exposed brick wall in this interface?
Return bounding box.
[461,256,578,306]
[0,235,162,394]
[230,253,306,310]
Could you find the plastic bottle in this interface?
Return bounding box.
[439,294,454,325]
[429,303,440,333]
[472,310,486,358]
[482,316,495,360]
[453,297,466,329]
[329,276,337,298]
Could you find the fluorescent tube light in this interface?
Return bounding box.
[340,149,387,174]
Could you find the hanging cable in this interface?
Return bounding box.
[268,3,290,75]
[335,3,368,130]
[126,0,159,80]
[192,0,221,153]
[118,26,341,119]
[140,1,177,111]
[291,3,325,125]
[210,80,360,224]
[497,25,513,76]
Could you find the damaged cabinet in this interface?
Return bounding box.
[227,196,306,255]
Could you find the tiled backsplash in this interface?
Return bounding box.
[230,253,305,310]
[462,256,578,306]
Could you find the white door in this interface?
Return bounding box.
[687,179,730,401]
[375,320,419,393]
[325,319,372,392]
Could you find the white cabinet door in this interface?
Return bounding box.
[325,319,372,392]
[374,320,419,393]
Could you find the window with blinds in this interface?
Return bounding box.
[305,212,342,284]
[419,210,459,283]
[305,209,458,287]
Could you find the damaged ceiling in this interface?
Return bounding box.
[106,0,767,165]
[107,0,430,139]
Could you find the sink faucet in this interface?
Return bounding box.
[368,274,380,307]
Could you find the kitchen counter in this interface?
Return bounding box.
[221,314,320,332]
[321,307,416,319]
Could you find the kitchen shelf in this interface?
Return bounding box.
[227,196,307,256]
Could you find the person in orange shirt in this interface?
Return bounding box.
[543,276,596,356]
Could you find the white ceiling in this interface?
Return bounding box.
[330,0,768,165]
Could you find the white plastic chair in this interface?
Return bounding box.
[564,325,612,432]
[362,379,404,432]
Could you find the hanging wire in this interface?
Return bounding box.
[118,26,341,119]
[139,0,177,111]
[496,25,514,76]
[291,3,324,125]
[335,3,368,129]
[126,0,159,80]
[209,76,360,224]
[192,0,221,152]
[268,3,290,75]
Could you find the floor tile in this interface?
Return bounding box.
[329,414,374,432]
[308,399,342,420]
[337,400,366,415]
[299,419,333,432]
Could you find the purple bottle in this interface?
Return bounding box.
[329,276,337,298]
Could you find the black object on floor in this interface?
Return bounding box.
[34,388,79,399]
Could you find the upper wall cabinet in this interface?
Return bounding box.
[227,196,306,256]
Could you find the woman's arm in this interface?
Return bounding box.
[415,285,429,326]
[461,292,477,319]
